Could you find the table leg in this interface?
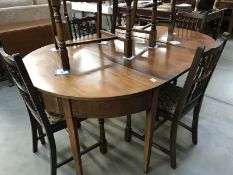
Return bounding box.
[62,99,83,175]
[144,89,159,173]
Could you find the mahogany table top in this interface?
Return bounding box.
[23,26,215,100]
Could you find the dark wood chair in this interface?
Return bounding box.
[175,11,209,32]
[68,14,97,40]
[125,33,229,169]
[112,0,158,48]
[0,41,107,175]
[0,56,13,86]
[206,8,226,39]
[216,0,233,33]
[48,0,118,70]
[0,58,6,81]
[191,0,226,39]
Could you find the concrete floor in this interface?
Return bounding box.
[0,39,233,175]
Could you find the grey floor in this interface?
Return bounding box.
[1,39,233,175]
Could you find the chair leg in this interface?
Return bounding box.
[0,59,14,86]
[6,69,14,87]
[155,111,160,121]
[77,121,81,128]
[192,103,201,145]
[170,118,179,169]
[28,112,40,153]
[37,123,46,145]
[125,114,132,142]
[30,117,39,153]
[0,58,5,76]
[47,133,57,175]
[99,119,107,154]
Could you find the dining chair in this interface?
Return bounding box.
[206,8,225,39]
[125,32,229,169]
[0,56,13,86]
[175,11,209,32]
[111,0,158,48]
[48,0,118,70]
[62,0,96,40]
[191,0,226,40]
[0,41,107,175]
[67,14,97,40]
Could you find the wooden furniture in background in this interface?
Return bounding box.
[48,0,118,70]
[216,0,233,33]
[68,15,97,39]
[23,26,216,175]
[205,8,226,39]
[0,41,108,175]
[48,0,160,70]
[111,0,158,48]
[0,19,53,57]
[173,8,225,40]
[0,19,54,86]
[175,11,208,32]
[118,0,177,22]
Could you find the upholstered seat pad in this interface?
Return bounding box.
[45,111,64,125]
[158,83,182,115]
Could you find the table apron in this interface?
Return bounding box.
[42,90,156,118]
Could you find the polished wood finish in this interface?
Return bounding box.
[23,26,215,175]
[48,0,115,70]
[124,0,133,58]
[62,98,83,175]
[144,90,159,173]
[111,0,158,56]
[149,0,158,47]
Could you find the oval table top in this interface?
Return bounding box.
[23,26,215,100]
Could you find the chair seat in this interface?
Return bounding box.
[158,84,182,115]
[45,111,64,125]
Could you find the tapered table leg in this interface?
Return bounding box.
[62,99,83,175]
[144,89,159,173]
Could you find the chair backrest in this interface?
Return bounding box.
[0,41,51,130]
[207,8,225,39]
[69,15,97,40]
[176,33,229,116]
[175,11,209,32]
[48,0,102,42]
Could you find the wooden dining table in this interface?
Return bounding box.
[23,26,215,175]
